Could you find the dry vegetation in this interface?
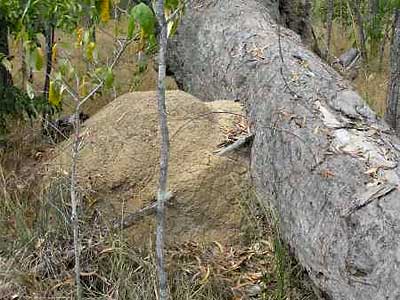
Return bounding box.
[0,169,315,299]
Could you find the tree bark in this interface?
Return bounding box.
[325,0,334,61]
[167,1,400,299]
[378,17,391,71]
[349,0,368,64]
[278,0,313,45]
[43,23,55,101]
[0,15,12,88]
[155,0,170,299]
[385,9,400,134]
[70,106,83,300]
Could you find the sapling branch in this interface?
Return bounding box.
[65,32,133,300]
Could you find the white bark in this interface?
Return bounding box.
[70,106,82,300]
[154,1,170,299]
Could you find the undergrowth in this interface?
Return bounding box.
[0,171,317,299]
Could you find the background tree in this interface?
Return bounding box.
[349,0,368,63]
[0,14,12,88]
[385,8,400,133]
[325,0,333,60]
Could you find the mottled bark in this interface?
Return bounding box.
[385,9,400,134]
[168,1,400,299]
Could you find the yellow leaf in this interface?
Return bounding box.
[51,43,57,65]
[86,42,96,62]
[49,81,62,107]
[79,75,88,97]
[76,27,84,46]
[100,0,110,23]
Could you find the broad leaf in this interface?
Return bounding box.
[30,47,44,71]
[129,3,156,39]
[49,81,62,107]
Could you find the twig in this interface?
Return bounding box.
[65,30,134,300]
[215,133,254,156]
[79,38,133,107]
[112,192,173,230]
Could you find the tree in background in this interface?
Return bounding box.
[348,0,368,63]
[386,8,400,133]
[0,13,12,88]
[325,0,333,60]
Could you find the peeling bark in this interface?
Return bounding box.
[167,1,400,299]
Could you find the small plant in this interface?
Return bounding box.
[0,86,52,134]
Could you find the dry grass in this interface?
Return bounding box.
[0,171,316,299]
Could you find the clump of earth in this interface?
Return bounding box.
[49,90,251,245]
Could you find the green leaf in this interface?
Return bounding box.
[104,68,114,89]
[127,10,136,39]
[165,0,179,10]
[129,3,156,38]
[30,47,44,71]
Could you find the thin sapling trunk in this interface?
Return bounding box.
[70,104,83,300]
[154,0,170,299]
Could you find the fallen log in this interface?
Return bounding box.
[167,1,400,299]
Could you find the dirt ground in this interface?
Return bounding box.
[47,90,251,245]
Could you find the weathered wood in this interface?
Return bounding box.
[167,1,400,299]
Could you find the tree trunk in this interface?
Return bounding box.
[0,15,12,88]
[43,23,55,101]
[378,18,391,71]
[349,0,368,63]
[325,0,334,61]
[278,0,313,45]
[167,1,400,299]
[385,9,400,134]
[155,0,170,299]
